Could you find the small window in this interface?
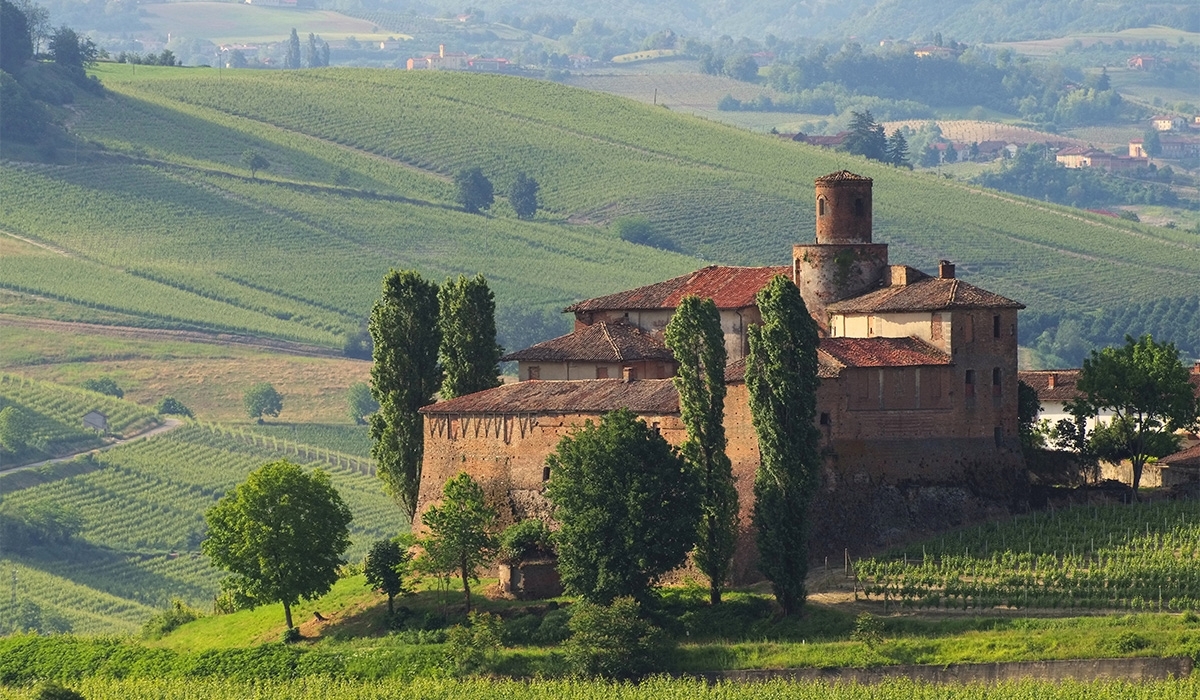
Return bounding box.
[993,315,1001,338]
[855,198,865,216]
[527,366,540,380]
[651,421,661,435]
[818,197,826,216]
[542,466,551,482]
[964,369,975,399]
[820,412,831,426]
[596,366,609,379]
[993,367,1002,397]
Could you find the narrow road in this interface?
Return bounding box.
[0,418,183,475]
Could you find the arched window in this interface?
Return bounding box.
[818,198,826,216]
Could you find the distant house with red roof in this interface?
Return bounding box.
[416,171,1028,576]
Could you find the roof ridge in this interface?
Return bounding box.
[599,322,623,361]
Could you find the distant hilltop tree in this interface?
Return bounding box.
[454,167,494,214]
[508,171,539,220]
[241,150,269,179]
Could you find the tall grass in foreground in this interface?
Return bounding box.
[1,677,1197,699]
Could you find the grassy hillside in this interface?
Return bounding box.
[2,65,1198,352]
[0,413,398,635]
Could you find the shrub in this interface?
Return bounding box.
[280,627,302,644]
[498,519,555,564]
[141,599,203,640]
[154,396,193,417]
[1113,631,1149,653]
[563,597,667,679]
[444,611,502,674]
[851,612,884,648]
[81,377,123,398]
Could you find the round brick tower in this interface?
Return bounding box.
[793,171,888,330]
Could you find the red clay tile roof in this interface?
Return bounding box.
[724,337,947,382]
[816,170,872,183]
[564,266,789,313]
[1018,370,1083,402]
[500,322,673,363]
[825,277,1024,314]
[420,378,679,415]
[819,337,951,369]
[1161,443,1200,468]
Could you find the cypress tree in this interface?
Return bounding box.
[744,275,821,615]
[664,295,738,605]
[438,274,503,399]
[369,270,441,521]
[285,28,301,69]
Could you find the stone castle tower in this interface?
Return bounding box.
[793,171,889,329]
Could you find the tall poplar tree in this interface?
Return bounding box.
[369,270,441,521]
[664,295,738,605]
[438,274,503,399]
[285,28,301,69]
[744,275,821,615]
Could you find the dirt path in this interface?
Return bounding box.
[0,314,347,359]
[0,418,183,475]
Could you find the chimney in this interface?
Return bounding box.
[622,366,635,382]
[939,260,955,279]
[439,44,445,58]
[1047,374,1057,389]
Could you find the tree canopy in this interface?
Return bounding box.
[1,0,33,74]
[243,382,283,423]
[202,460,352,629]
[842,110,887,162]
[347,381,378,425]
[454,167,494,214]
[364,537,412,615]
[1069,334,1198,494]
[664,294,737,605]
[369,269,441,521]
[241,150,269,179]
[545,408,699,604]
[745,275,822,615]
[508,171,540,220]
[438,274,503,399]
[420,472,497,611]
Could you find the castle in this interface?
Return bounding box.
[417,171,1027,580]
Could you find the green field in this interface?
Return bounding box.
[139,2,404,44]
[2,65,1197,354]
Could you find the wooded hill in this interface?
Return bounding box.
[1,65,1198,356]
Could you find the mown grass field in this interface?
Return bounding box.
[3,64,1197,355]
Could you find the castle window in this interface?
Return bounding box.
[527,366,541,380]
[855,198,865,216]
[964,369,975,398]
[542,466,551,482]
[993,315,1001,338]
[992,367,1002,397]
[818,197,826,216]
[652,421,661,435]
[820,412,831,426]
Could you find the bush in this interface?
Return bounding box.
[280,627,302,644]
[81,377,122,398]
[141,600,203,640]
[851,612,884,648]
[498,519,555,564]
[154,396,193,417]
[444,611,502,674]
[1113,631,1149,653]
[563,597,667,679]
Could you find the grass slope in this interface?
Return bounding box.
[0,65,1194,351]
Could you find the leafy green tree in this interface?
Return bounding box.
[155,396,193,417]
[369,270,441,521]
[843,110,887,162]
[664,295,737,605]
[545,408,699,604]
[886,129,910,168]
[420,472,497,612]
[48,26,96,72]
[1017,380,1042,450]
[347,381,378,425]
[723,54,760,82]
[1069,335,1198,494]
[745,275,821,615]
[454,167,494,214]
[564,597,667,679]
[1,0,33,74]
[202,460,353,629]
[243,382,283,423]
[285,28,301,69]
[364,537,412,615]
[508,171,540,220]
[438,274,502,399]
[241,150,269,179]
[1142,129,1162,158]
[82,377,123,398]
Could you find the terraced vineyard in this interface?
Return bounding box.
[0,413,401,635]
[855,500,1200,612]
[0,64,1193,351]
